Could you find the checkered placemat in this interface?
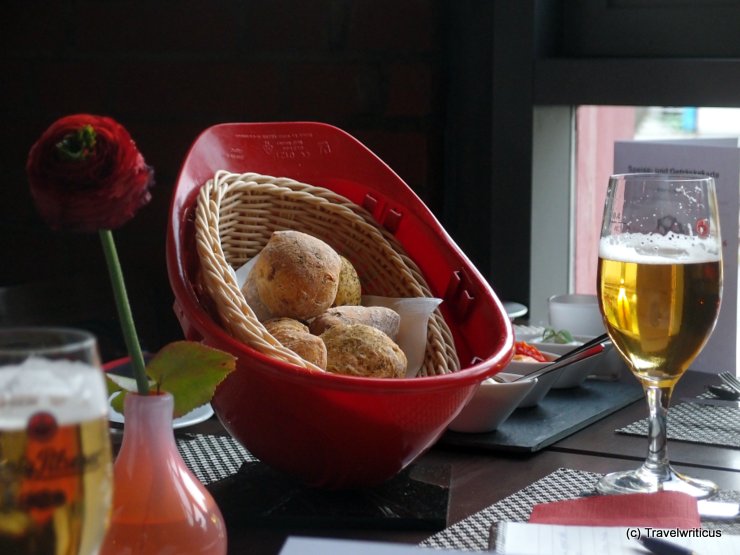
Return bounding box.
[176,433,257,485]
[617,398,740,448]
[418,468,740,552]
[419,468,595,551]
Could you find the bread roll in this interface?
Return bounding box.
[241,272,274,321]
[333,256,362,306]
[264,317,308,335]
[309,306,401,341]
[249,230,342,320]
[321,323,407,378]
[264,317,327,369]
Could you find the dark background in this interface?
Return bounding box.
[1,0,470,359]
[3,1,740,360]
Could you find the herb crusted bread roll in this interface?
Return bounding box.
[321,323,407,378]
[309,306,401,341]
[248,230,342,321]
[333,255,362,306]
[264,317,328,369]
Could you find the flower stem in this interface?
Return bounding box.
[99,229,149,395]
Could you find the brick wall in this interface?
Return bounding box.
[0,0,448,357]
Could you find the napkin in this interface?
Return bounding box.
[528,491,700,529]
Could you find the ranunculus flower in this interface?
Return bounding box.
[26,113,154,232]
[25,114,234,406]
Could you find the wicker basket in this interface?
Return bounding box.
[194,170,460,377]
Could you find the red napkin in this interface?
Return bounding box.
[529,491,700,529]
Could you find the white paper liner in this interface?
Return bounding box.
[231,257,441,377]
[361,295,442,378]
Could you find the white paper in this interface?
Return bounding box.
[362,295,442,378]
[614,139,740,374]
[279,536,464,554]
[496,522,740,555]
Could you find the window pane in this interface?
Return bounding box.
[574,106,740,294]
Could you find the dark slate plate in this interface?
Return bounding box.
[438,379,644,453]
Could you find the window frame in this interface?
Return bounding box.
[447,1,740,324]
[525,1,740,323]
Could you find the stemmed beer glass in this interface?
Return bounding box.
[597,173,722,498]
[0,328,113,554]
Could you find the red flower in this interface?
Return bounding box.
[26,114,154,232]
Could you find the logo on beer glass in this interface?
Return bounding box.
[696,218,709,237]
[27,411,58,443]
[10,413,105,523]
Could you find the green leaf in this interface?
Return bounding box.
[104,373,156,415]
[105,373,124,397]
[542,327,574,344]
[105,374,126,414]
[557,329,574,343]
[145,341,236,418]
[109,391,126,414]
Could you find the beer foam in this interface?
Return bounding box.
[0,357,108,429]
[600,232,721,264]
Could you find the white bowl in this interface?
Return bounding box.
[515,329,625,383]
[534,339,620,387]
[525,334,594,356]
[503,301,528,321]
[516,371,560,407]
[548,293,606,337]
[543,341,617,389]
[509,341,608,390]
[495,371,559,408]
[503,351,563,407]
[551,356,597,389]
[595,342,627,379]
[448,374,538,433]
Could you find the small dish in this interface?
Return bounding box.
[448,374,537,433]
[509,340,611,390]
[524,341,609,390]
[504,351,563,406]
[538,340,617,388]
[503,301,528,321]
[548,293,606,337]
[551,356,596,389]
[489,371,559,408]
[513,370,561,407]
[515,324,596,353]
[514,328,621,385]
[108,399,214,430]
[526,335,594,356]
[104,356,215,429]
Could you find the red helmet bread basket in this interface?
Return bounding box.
[166,122,513,488]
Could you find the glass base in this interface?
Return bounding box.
[596,464,718,499]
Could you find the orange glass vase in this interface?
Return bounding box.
[101,392,227,554]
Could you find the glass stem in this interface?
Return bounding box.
[643,384,673,480]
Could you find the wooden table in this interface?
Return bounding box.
[189,370,740,554]
[551,370,740,472]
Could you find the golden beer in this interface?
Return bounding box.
[0,415,112,555]
[0,340,113,555]
[598,256,721,387]
[595,173,722,498]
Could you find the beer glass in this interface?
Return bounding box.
[0,328,113,554]
[596,173,722,497]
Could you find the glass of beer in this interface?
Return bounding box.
[596,173,722,497]
[0,327,113,554]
